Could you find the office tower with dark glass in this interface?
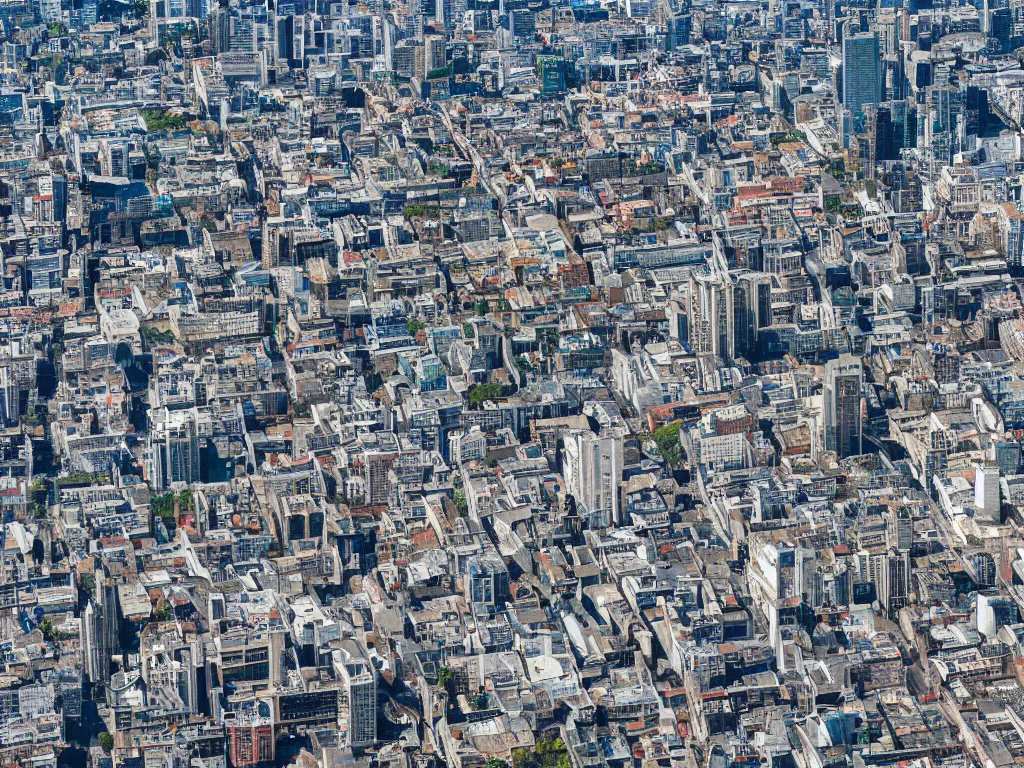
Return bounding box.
[824,354,863,458]
[842,31,881,124]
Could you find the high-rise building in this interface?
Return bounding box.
[149,407,202,489]
[338,640,377,750]
[971,553,998,588]
[977,590,1017,638]
[991,6,1012,52]
[880,548,910,618]
[362,449,398,505]
[668,11,691,48]
[100,140,129,178]
[625,0,650,17]
[995,440,1022,476]
[998,202,1024,275]
[163,0,186,17]
[824,354,862,458]
[212,5,231,53]
[393,40,421,79]
[38,0,60,23]
[81,570,121,691]
[423,34,446,73]
[801,46,829,79]
[886,507,913,552]
[842,31,881,125]
[975,463,1001,521]
[873,105,897,163]
[509,9,536,40]
[732,271,773,361]
[274,13,295,64]
[229,11,256,52]
[228,720,274,766]
[52,173,67,224]
[466,553,510,607]
[0,366,19,427]
[688,269,770,363]
[226,701,275,766]
[562,428,624,528]
[537,56,568,94]
[81,0,97,25]
[434,0,465,29]
[688,269,733,360]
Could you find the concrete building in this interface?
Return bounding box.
[148,407,202,489]
[824,354,862,458]
[562,428,624,528]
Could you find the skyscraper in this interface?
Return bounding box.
[38,0,60,24]
[81,569,121,691]
[0,366,19,427]
[149,407,202,489]
[509,9,536,40]
[338,640,377,750]
[995,440,1022,476]
[879,548,910,618]
[688,269,770,363]
[688,269,733,361]
[886,507,913,552]
[81,0,97,25]
[562,428,624,528]
[842,31,881,125]
[824,354,862,458]
[732,271,773,361]
[975,463,1001,521]
[873,105,896,163]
